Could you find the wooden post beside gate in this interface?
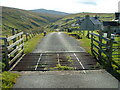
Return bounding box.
[3,38,9,70]
[1,29,24,70]
[98,30,103,62]
[106,26,113,70]
[90,28,114,70]
[91,31,94,55]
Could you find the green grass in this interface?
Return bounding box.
[79,36,91,53]
[24,34,43,54]
[56,64,74,70]
[68,59,73,63]
[66,31,91,53]
[67,31,120,77]
[45,64,74,71]
[66,56,72,60]
[2,6,63,36]
[1,72,20,89]
[53,13,114,31]
[50,64,74,70]
[1,34,44,89]
[93,62,104,69]
[66,56,74,65]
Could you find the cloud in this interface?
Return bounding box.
[0,0,120,13]
[80,1,97,6]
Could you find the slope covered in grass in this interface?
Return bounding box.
[1,71,20,88]
[1,6,64,35]
[47,12,114,32]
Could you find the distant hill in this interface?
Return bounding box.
[50,12,114,32]
[1,7,64,35]
[63,13,114,20]
[30,9,69,16]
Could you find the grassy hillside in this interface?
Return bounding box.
[46,13,114,31]
[1,6,115,35]
[1,6,64,35]
[63,13,114,20]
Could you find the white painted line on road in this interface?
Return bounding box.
[35,54,42,70]
[73,53,86,73]
[58,32,61,34]
[57,54,60,65]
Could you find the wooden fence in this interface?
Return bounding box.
[24,29,42,41]
[90,26,120,71]
[1,31,24,70]
[1,28,42,70]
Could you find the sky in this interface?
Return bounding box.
[0,0,120,13]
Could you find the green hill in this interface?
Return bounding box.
[62,13,114,21]
[1,6,115,35]
[47,12,114,31]
[1,6,64,35]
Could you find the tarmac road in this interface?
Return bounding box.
[13,71,119,88]
[13,32,119,89]
[33,32,85,53]
[12,32,96,71]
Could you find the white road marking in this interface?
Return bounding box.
[58,32,61,34]
[57,54,60,65]
[73,53,86,73]
[35,54,42,70]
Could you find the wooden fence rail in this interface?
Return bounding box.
[1,28,43,70]
[90,28,120,71]
[1,31,24,70]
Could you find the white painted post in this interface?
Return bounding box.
[119,1,120,23]
[118,1,120,12]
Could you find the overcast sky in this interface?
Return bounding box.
[0,0,120,13]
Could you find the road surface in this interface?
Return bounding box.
[12,32,119,89]
[13,71,119,88]
[12,32,97,71]
[33,32,85,53]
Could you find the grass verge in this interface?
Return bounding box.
[66,31,91,53]
[1,34,43,89]
[24,34,43,54]
[79,36,91,54]
[1,72,20,89]
[66,31,120,80]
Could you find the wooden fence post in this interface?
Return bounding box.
[98,30,102,62]
[17,30,20,41]
[91,31,94,55]
[12,28,17,49]
[2,31,24,70]
[106,26,113,70]
[4,38,9,70]
[26,33,28,41]
[87,31,90,39]
[21,33,24,55]
[12,28,18,56]
[6,35,9,46]
[31,32,33,37]
[28,33,31,39]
